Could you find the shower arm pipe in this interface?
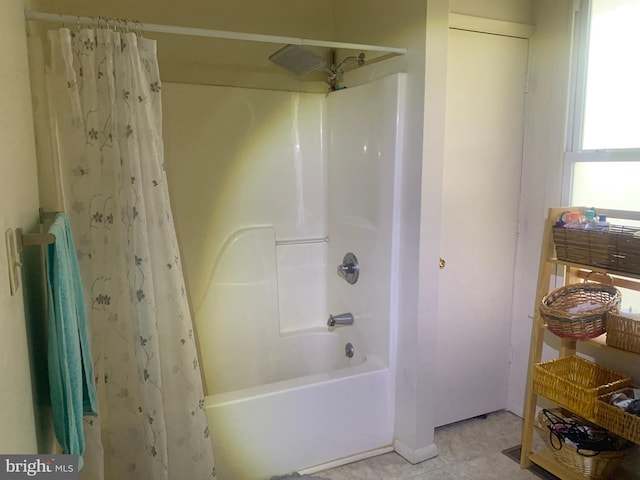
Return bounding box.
[25,10,408,56]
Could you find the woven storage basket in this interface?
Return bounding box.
[533,356,631,419]
[537,409,630,479]
[605,310,640,354]
[596,388,640,445]
[553,224,640,275]
[540,282,621,339]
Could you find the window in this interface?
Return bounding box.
[565,0,640,211]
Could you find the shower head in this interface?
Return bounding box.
[268,44,328,76]
[269,45,367,91]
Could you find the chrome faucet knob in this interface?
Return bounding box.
[337,252,359,284]
[337,263,357,274]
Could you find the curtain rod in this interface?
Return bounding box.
[25,10,408,56]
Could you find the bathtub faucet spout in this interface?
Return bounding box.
[327,312,354,327]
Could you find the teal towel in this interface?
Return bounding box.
[47,213,98,469]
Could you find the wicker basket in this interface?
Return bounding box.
[533,356,631,419]
[553,224,640,275]
[537,409,631,479]
[605,310,640,354]
[596,388,640,445]
[540,282,621,339]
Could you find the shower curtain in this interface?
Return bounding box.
[45,27,216,480]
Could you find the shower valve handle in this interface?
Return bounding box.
[337,262,358,275]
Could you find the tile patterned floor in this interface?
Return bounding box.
[316,410,545,480]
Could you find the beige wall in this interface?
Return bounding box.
[0,0,41,454]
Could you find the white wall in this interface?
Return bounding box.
[507,0,575,417]
[330,0,439,462]
[410,0,450,460]
[0,0,41,454]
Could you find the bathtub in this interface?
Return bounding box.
[205,330,393,480]
[194,227,394,479]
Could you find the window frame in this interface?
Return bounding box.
[562,0,640,206]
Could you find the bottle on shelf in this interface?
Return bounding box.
[583,208,597,229]
[564,211,582,229]
[595,214,610,232]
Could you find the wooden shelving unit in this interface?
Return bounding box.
[520,206,640,479]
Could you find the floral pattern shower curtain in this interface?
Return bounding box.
[45,27,216,480]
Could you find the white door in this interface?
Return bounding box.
[435,28,529,427]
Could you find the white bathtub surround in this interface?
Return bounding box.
[164,74,405,479]
[276,242,328,334]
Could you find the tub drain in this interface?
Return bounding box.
[345,342,354,358]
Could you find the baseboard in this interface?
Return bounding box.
[507,403,524,419]
[298,445,394,475]
[393,439,439,464]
